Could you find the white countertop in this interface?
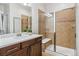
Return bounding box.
[0,33,42,48]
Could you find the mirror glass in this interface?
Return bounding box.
[0,3,32,35]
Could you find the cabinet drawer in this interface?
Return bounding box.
[8,48,29,56]
[0,44,20,55]
[21,39,36,48]
[35,37,42,42]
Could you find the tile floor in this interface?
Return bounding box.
[43,44,75,56]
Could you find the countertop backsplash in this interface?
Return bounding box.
[0,33,16,39]
[0,32,32,39]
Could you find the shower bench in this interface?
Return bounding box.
[42,38,52,52]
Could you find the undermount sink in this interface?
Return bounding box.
[0,34,31,45]
[15,33,33,39]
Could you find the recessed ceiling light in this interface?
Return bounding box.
[23,3,31,7]
[23,3,27,6]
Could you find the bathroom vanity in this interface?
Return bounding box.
[0,34,42,56]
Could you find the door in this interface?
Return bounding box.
[55,7,76,55]
[21,15,28,32]
[38,9,46,37]
[28,16,32,29]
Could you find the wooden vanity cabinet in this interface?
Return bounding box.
[21,37,42,56]
[0,37,42,56]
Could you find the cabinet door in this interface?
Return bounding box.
[8,48,29,56]
[30,41,42,56]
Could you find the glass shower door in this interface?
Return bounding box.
[55,7,76,56]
